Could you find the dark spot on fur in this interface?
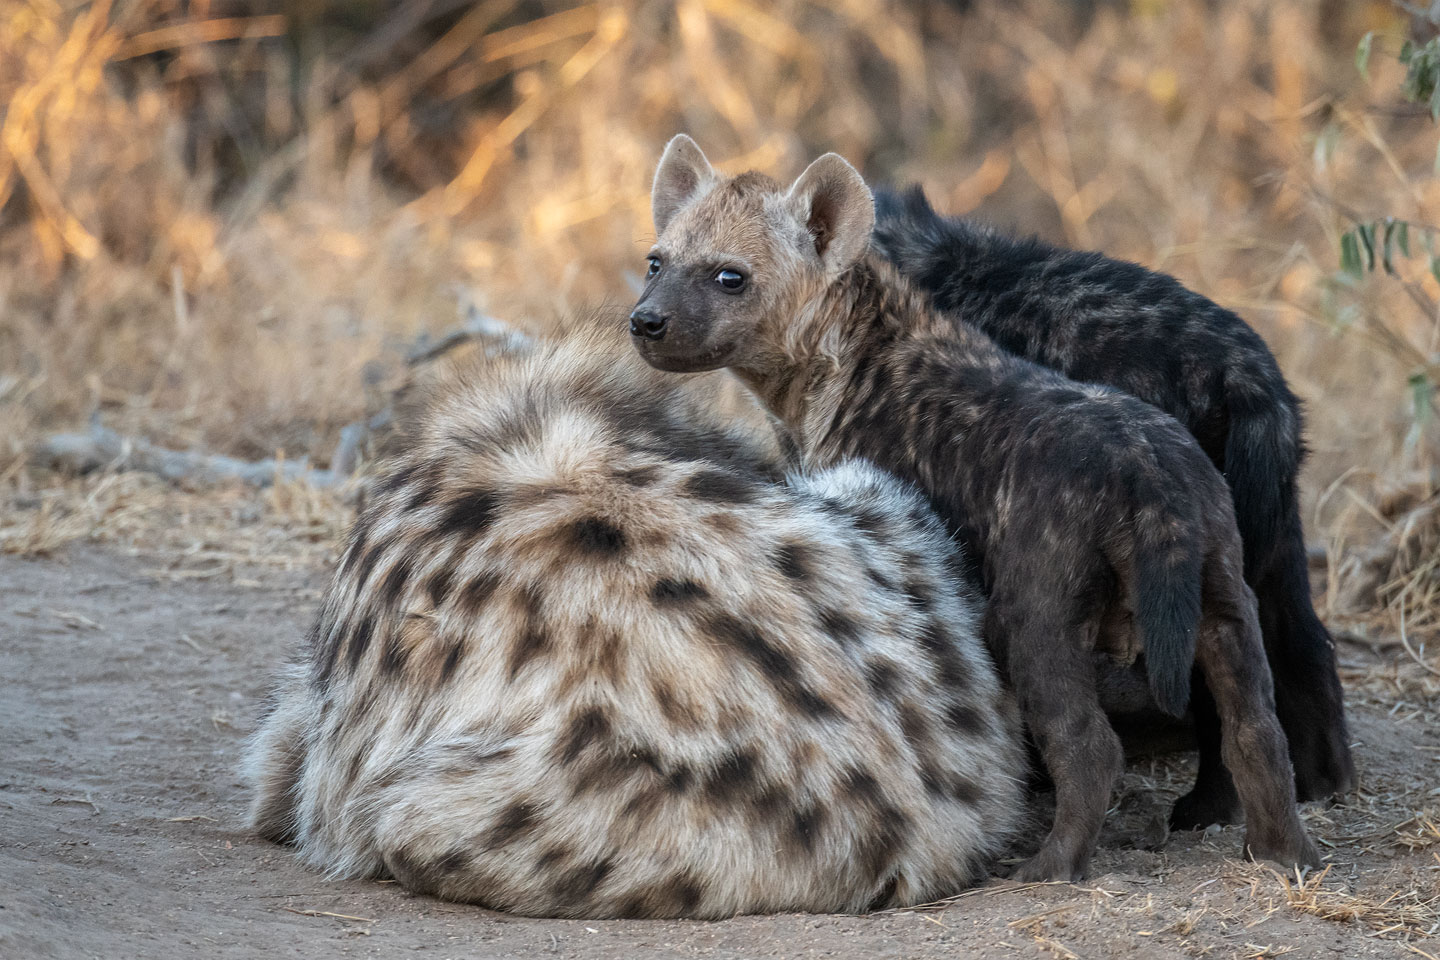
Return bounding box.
[950,775,985,805]
[371,462,417,497]
[558,708,611,764]
[665,763,694,793]
[436,486,500,538]
[791,805,825,854]
[481,800,536,849]
[570,516,628,555]
[704,749,758,803]
[851,509,886,534]
[352,539,388,593]
[380,626,408,676]
[508,622,549,680]
[435,847,472,874]
[818,607,863,646]
[903,578,934,610]
[650,578,709,605]
[438,638,465,682]
[425,567,457,606]
[919,619,973,690]
[536,845,568,872]
[344,615,376,672]
[706,613,837,719]
[774,543,810,581]
[683,469,758,504]
[549,858,614,904]
[653,682,696,728]
[616,465,661,487]
[404,463,445,512]
[338,516,372,576]
[944,703,987,735]
[378,556,415,607]
[866,875,900,912]
[865,659,901,701]
[456,571,501,615]
[614,875,703,918]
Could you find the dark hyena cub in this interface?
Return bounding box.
[871,186,1354,824]
[245,319,1024,918]
[629,135,1321,881]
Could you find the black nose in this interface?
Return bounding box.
[629,310,668,341]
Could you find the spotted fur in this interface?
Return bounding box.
[629,136,1321,881]
[872,185,1354,818]
[245,319,1024,918]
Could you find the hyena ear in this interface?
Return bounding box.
[786,153,875,275]
[651,134,717,235]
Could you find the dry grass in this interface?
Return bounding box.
[1,0,1439,659]
[1229,863,1440,939]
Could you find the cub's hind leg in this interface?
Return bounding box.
[1194,552,1320,869]
[991,580,1122,883]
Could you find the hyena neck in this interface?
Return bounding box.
[733,256,943,465]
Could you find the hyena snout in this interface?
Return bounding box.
[628,308,668,341]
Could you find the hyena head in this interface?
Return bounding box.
[629,134,874,372]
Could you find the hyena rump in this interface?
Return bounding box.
[871,186,1354,822]
[628,135,1320,881]
[245,320,1024,918]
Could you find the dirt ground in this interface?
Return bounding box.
[1,543,1436,960]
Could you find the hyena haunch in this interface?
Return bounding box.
[245,319,1024,918]
[871,186,1354,823]
[628,135,1321,882]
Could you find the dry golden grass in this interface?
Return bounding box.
[0,0,1438,661]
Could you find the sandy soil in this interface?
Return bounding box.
[1,544,1436,960]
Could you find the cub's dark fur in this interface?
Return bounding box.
[872,185,1354,819]
[629,138,1321,881]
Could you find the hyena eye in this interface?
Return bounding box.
[715,268,746,292]
[646,257,661,277]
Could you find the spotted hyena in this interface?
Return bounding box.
[871,185,1354,825]
[627,135,1320,881]
[245,319,1024,918]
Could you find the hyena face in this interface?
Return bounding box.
[629,134,875,372]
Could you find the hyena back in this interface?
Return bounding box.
[245,320,1024,918]
[871,186,1354,815]
[628,136,1320,881]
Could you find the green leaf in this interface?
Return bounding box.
[1358,222,1377,270]
[1357,31,1375,78]
[1401,39,1415,65]
[1341,230,1363,278]
[1398,219,1411,257]
[1430,253,1440,286]
[1409,371,1434,425]
[1383,219,1397,274]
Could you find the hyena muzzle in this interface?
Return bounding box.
[628,135,1321,882]
[245,318,1024,919]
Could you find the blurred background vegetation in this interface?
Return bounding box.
[1,0,1438,660]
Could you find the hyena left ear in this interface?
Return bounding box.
[786,153,875,275]
[651,134,717,235]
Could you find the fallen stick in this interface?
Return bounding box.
[32,302,532,490]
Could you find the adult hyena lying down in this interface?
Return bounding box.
[628,136,1321,882]
[245,321,1024,919]
[870,186,1354,824]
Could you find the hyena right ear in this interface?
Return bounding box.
[786,153,875,277]
[651,134,717,235]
